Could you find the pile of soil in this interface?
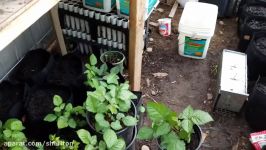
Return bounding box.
[26,85,71,121]
[0,81,24,121]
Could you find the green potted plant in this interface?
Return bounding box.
[100,51,125,73]
[84,55,138,145]
[0,119,27,150]
[137,102,214,150]
[76,129,126,150]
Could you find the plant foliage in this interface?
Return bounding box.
[137,102,214,150]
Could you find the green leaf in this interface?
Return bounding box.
[139,106,146,113]
[10,120,25,131]
[77,129,91,144]
[90,54,97,66]
[99,64,108,75]
[53,95,63,106]
[116,113,125,120]
[99,141,107,150]
[147,102,173,122]
[137,126,154,140]
[95,113,110,128]
[161,131,185,150]
[103,129,117,148]
[11,131,27,142]
[110,66,121,75]
[154,122,171,138]
[108,104,118,114]
[85,144,94,150]
[103,73,119,85]
[111,120,123,131]
[118,101,131,112]
[57,116,68,129]
[178,129,191,142]
[166,138,185,150]
[191,110,214,125]
[90,135,97,145]
[110,138,126,150]
[85,95,99,113]
[180,105,194,119]
[122,116,137,126]
[68,118,77,129]
[0,120,2,128]
[65,103,73,112]
[118,90,136,101]
[44,114,57,122]
[181,119,193,133]
[3,129,11,138]
[54,107,61,112]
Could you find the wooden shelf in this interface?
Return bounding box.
[0,0,60,51]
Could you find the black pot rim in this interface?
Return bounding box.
[156,124,203,150]
[86,101,137,135]
[126,125,137,149]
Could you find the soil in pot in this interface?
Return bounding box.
[86,102,137,146]
[9,49,50,85]
[47,54,83,87]
[24,85,71,141]
[0,81,24,121]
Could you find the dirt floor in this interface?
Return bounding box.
[137,3,252,150]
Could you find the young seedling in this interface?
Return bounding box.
[44,95,86,129]
[137,102,214,150]
[77,129,126,150]
[49,134,80,150]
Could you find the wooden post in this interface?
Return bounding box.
[50,4,67,55]
[129,0,145,91]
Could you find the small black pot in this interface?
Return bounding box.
[86,102,137,146]
[246,31,266,81]
[8,49,51,86]
[0,81,25,121]
[246,77,266,131]
[126,126,137,150]
[157,125,203,150]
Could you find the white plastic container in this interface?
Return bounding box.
[158,18,171,36]
[83,0,116,13]
[178,2,218,59]
[178,0,199,8]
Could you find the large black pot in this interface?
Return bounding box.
[0,81,24,121]
[132,91,144,130]
[24,84,72,141]
[126,126,137,150]
[246,31,266,81]
[238,17,266,51]
[246,77,266,131]
[157,125,203,150]
[8,49,51,86]
[86,102,137,146]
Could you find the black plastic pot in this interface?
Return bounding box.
[86,102,137,146]
[8,49,51,86]
[157,125,203,150]
[126,126,137,150]
[240,3,266,24]
[246,77,266,131]
[0,81,24,121]
[246,31,266,81]
[24,84,72,141]
[199,0,229,17]
[238,17,266,51]
[47,53,83,87]
[132,91,144,130]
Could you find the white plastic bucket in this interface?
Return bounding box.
[178,0,199,8]
[178,2,218,59]
[83,0,116,13]
[158,18,171,36]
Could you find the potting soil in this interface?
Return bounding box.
[247,19,266,30]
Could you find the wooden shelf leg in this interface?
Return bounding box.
[50,4,67,55]
[129,0,146,91]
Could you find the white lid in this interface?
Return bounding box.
[179,2,218,36]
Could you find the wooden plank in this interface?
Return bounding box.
[129,0,146,91]
[0,0,38,30]
[0,0,59,51]
[169,0,178,18]
[50,5,67,55]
